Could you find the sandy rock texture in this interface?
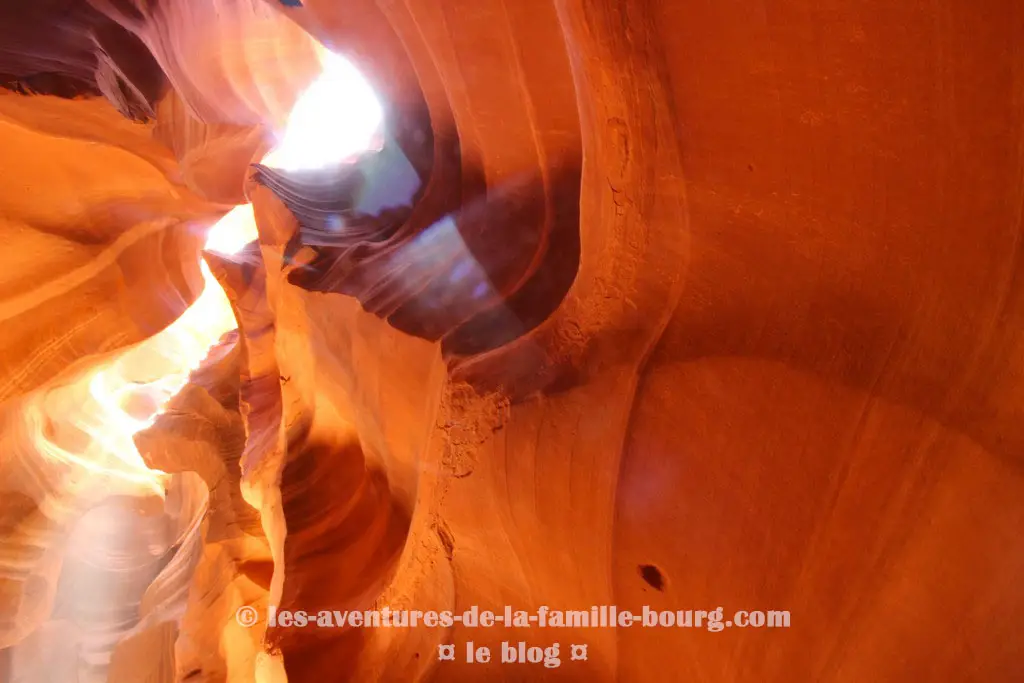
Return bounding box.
[1,0,1023,681]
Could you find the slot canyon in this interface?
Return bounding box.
[0,0,1021,681]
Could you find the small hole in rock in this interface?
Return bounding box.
[638,564,665,591]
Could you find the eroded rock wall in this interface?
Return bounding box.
[0,0,1023,682]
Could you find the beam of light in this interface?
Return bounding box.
[261,50,383,172]
[203,203,259,257]
[30,49,383,493]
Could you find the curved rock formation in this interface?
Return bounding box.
[2,0,1024,682]
[0,0,165,117]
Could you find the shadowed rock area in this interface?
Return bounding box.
[0,0,1022,682]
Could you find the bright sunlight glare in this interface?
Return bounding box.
[261,50,384,173]
[32,51,383,490]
